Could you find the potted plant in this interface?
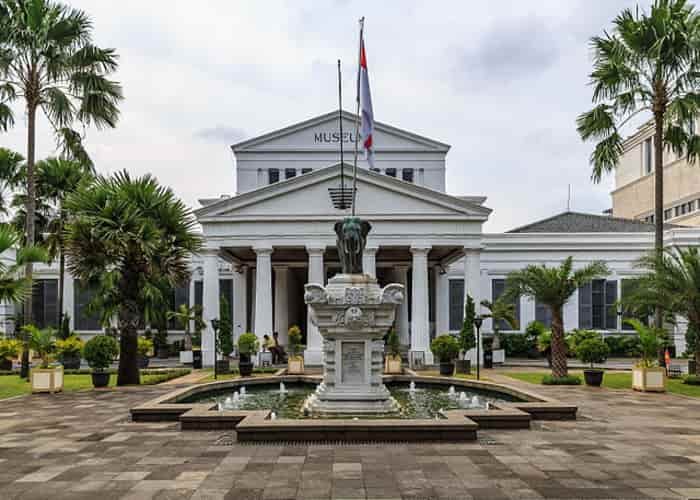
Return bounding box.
[27,326,63,393]
[384,328,402,374]
[237,332,259,377]
[167,304,205,364]
[137,337,153,369]
[83,335,119,388]
[431,335,460,376]
[481,297,518,365]
[0,338,20,371]
[626,319,667,392]
[287,325,304,374]
[457,295,476,374]
[55,335,84,370]
[575,335,610,387]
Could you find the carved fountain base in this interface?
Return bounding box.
[303,273,404,416]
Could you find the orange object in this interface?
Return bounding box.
[664,348,671,368]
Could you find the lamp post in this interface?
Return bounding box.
[474,315,483,380]
[211,319,220,380]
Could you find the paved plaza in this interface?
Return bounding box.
[1,373,700,499]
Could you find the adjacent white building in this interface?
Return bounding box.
[19,111,700,365]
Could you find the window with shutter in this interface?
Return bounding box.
[74,281,102,331]
[491,279,520,330]
[448,279,464,331]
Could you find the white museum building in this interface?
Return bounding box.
[21,111,700,366]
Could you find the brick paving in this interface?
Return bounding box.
[1,375,700,499]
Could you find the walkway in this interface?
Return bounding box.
[1,373,700,499]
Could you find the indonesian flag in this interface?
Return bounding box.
[359,32,375,167]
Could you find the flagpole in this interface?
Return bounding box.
[351,16,364,216]
[337,59,345,207]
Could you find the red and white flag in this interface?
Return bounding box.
[359,29,375,168]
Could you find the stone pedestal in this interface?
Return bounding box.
[303,274,404,416]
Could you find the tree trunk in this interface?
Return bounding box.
[117,309,140,386]
[57,210,65,327]
[20,103,37,379]
[653,110,665,367]
[492,328,501,350]
[550,307,568,378]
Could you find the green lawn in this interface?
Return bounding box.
[0,369,190,400]
[501,370,700,398]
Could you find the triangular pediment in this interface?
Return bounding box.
[196,164,490,222]
[231,111,450,153]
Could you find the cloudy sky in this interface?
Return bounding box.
[2,0,644,232]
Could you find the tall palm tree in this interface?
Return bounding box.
[0,0,122,376]
[36,157,91,325]
[629,246,700,369]
[64,171,202,386]
[504,257,609,378]
[0,148,23,218]
[577,1,700,320]
[480,298,518,350]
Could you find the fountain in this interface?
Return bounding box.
[303,217,404,416]
[409,381,416,393]
[448,386,456,398]
[458,392,468,405]
[240,386,246,397]
[471,395,479,407]
[279,382,287,394]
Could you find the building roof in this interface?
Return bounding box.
[507,211,680,233]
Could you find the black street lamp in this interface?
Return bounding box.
[474,315,483,380]
[211,319,220,380]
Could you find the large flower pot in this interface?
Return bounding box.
[0,358,12,371]
[179,350,193,365]
[60,354,81,370]
[31,366,64,393]
[455,359,471,374]
[632,366,666,392]
[138,355,150,369]
[239,361,253,377]
[483,351,494,369]
[583,369,604,387]
[91,371,110,388]
[439,362,455,376]
[384,355,402,374]
[287,357,305,375]
[216,360,230,374]
[492,349,505,365]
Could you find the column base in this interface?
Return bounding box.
[304,349,324,366]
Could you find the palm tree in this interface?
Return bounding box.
[167,304,204,352]
[0,148,23,217]
[577,1,700,303]
[0,0,123,368]
[504,257,609,378]
[0,223,47,302]
[36,158,91,325]
[64,171,202,385]
[480,298,518,350]
[628,247,700,369]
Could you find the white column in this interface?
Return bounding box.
[435,267,449,336]
[257,168,266,187]
[202,250,220,367]
[362,245,378,277]
[250,268,256,330]
[305,245,325,365]
[395,265,410,347]
[410,245,432,364]
[188,272,196,334]
[464,248,482,365]
[253,246,273,350]
[273,265,289,345]
[62,272,75,330]
[233,265,248,344]
[417,168,425,186]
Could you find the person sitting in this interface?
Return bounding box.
[272,331,287,364]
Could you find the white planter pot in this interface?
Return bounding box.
[632,366,666,392]
[492,349,505,364]
[179,351,193,364]
[31,366,64,393]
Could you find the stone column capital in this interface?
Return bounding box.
[234,263,248,273]
[364,245,379,254]
[463,246,482,256]
[410,244,431,255]
[253,245,274,255]
[306,245,326,256]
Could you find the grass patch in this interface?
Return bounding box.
[0,368,192,400]
[501,370,700,398]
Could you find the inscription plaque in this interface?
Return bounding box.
[341,342,365,384]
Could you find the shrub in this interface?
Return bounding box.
[501,332,536,357]
[55,335,84,359]
[137,337,153,357]
[237,332,259,355]
[575,337,610,368]
[683,375,700,385]
[537,331,552,353]
[525,320,547,339]
[83,335,119,371]
[542,374,581,385]
[218,295,234,356]
[459,295,476,356]
[25,325,56,368]
[566,329,599,355]
[625,319,664,368]
[0,338,21,360]
[430,335,460,363]
[58,314,71,340]
[386,328,400,358]
[288,325,302,359]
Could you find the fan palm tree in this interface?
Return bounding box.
[504,257,609,378]
[0,0,123,362]
[36,157,92,324]
[628,247,700,369]
[577,1,700,282]
[480,298,518,350]
[0,148,23,218]
[64,171,202,385]
[167,304,204,352]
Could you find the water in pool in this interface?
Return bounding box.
[181,382,520,419]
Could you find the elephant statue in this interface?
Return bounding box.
[334,217,372,274]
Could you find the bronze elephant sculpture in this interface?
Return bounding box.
[334,217,372,274]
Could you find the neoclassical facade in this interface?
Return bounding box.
[16,111,700,366]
